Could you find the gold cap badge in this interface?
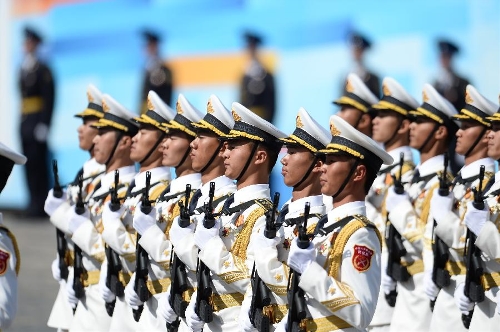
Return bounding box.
[382,83,391,96]
[231,109,242,121]
[102,100,110,112]
[346,79,354,93]
[296,115,303,128]
[147,96,154,111]
[176,101,183,114]
[87,91,94,103]
[207,101,215,114]
[422,90,429,103]
[465,91,473,104]
[330,123,341,136]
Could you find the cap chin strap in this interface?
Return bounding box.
[138,133,166,165]
[331,159,360,200]
[175,146,192,169]
[383,118,403,147]
[88,143,95,154]
[104,132,124,166]
[292,154,318,189]
[464,127,487,158]
[417,123,440,152]
[353,111,364,130]
[235,142,259,182]
[199,141,224,174]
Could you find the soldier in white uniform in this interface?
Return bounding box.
[452,96,500,332]
[285,115,393,331]
[0,142,26,331]
[237,107,330,331]
[58,94,139,331]
[184,102,286,331]
[128,93,204,331]
[428,85,497,331]
[98,90,173,331]
[44,83,106,332]
[383,84,459,331]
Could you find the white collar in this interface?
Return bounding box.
[83,157,105,177]
[100,165,136,192]
[287,195,324,216]
[133,167,171,189]
[324,201,366,229]
[233,184,270,205]
[486,170,500,194]
[460,158,495,179]
[200,175,234,198]
[416,154,444,177]
[380,146,413,171]
[169,173,202,194]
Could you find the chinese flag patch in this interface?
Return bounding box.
[0,250,10,276]
[352,245,374,272]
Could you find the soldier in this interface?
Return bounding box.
[44,84,106,332]
[285,115,392,330]
[335,73,379,137]
[0,142,26,330]
[19,26,55,217]
[184,102,286,331]
[383,84,459,332]
[459,99,500,331]
[139,29,173,115]
[239,31,276,123]
[58,94,139,331]
[98,90,173,331]
[428,85,497,331]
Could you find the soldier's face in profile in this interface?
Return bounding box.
[486,123,500,160]
[130,127,163,164]
[371,110,401,143]
[409,118,436,150]
[78,117,99,151]
[455,121,489,156]
[280,145,317,188]
[92,129,118,164]
[161,131,191,167]
[190,130,221,172]
[222,139,253,180]
[337,107,363,128]
[319,154,356,197]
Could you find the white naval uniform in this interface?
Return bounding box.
[365,147,414,331]
[56,165,136,332]
[467,170,500,331]
[47,157,105,331]
[297,201,381,331]
[102,167,170,332]
[428,158,495,332]
[0,213,19,331]
[252,195,325,329]
[387,154,445,331]
[191,184,272,331]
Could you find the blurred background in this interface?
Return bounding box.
[1,0,499,210]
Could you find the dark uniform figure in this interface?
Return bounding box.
[139,30,173,114]
[342,32,381,98]
[239,31,276,123]
[19,27,55,217]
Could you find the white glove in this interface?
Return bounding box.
[133,203,157,236]
[464,201,489,236]
[51,256,62,283]
[66,276,79,309]
[239,294,256,332]
[124,275,142,309]
[68,207,90,234]
[44,189,67,217]
[101,202,125,228]
[194,218,220,251]
[287,239,316,274]
[157,287,178,324]
[253,231,281,249]
[34,122,49,142]
[496,290,500,315]
[99,266,115,303]
[185,294,204,332]
[169,218,195,248]
[430,188,454,223]
[424,269,440,301]
[385,186,410,214]
[381,268,397,295]
[454,282,474,314]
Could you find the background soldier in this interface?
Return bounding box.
[19,26,55,217]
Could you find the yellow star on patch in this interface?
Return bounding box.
[328,286,336,295]
[223,260,231,268]
[274,273,283,282]
[123,243,130,250]
[94,243,100,249]
[163,250,170,257]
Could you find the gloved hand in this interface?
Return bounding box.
[101,202,125,227]
[185,294,204,332]
[133,203,157,236]
[66,276,79,309]
[44,189,67,217]
[454,282,474,314]
[51,256,63,283]
[430,188,454,223]
[239,294,256,332]
[424,269,440,301]
[68,207,91,235]
[194,218,220,251]
[124,275,142,310]
[99,266,115,303]
[385,186,410,214]
[157,287,178,324]
[287,239,316,274]
[381,268,397,295]
[464,201,489,236]
[252,230,281,249]
[169,218,195,248]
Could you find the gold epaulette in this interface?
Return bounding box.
[0,226,20,275]
[149,180,170,203]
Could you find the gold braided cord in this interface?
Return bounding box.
[231,206,267,261]
[165,120,196,137]
[334,96,369,112]
[134,114,163,130]
[372,100,409,116]
[454,109,490,127]
[192,120,228,137]
[318,143,364,159]
[76,108,104,119]
[93,118,128,132]
[414,108,444,123]
[225,130,265,142]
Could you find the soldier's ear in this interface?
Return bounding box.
[398,118,411,134]
[311,156,323,173]
[254,148,267,166]
[352,163,367,182]
[435,125,448,140]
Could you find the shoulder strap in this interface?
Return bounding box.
[0,226,20,275]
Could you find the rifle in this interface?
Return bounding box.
[249,192,280,332]
[286,202,310,332]
[167,184,191,331]
[52,160,69,281]
[194,182,216,323]
[385,152,409,306]
[133,171,152,322]
[72,174,86,313]
[462,165,486,328]
[104,170,124,317]
[430,153,451,311]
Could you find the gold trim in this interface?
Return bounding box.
[192,119,228,137]
[207,100,215,114]
[75,108,104,118]
[320,282,360,312]
[118,271,133,285]
[296,114,304,128]
[231,206,267,261]
[92,118,128,132]
[176,101,183,114]
[454,109,490,127]
[422,90,429,102]
[262,304,288,324]
[382,83,391,96]
[401,259,424,276]
[225,129,265,142]
[264,283,288,295]
[21,96,43,115]
[304,315,352,331]
[147,96,154,111]
[147,277,172,295]
[372,100,409,116]
[102,100,110,112]
[330,123,341,136]
[231,109,242,121]
[164,119,196,137]
[334,96,368,112]
[319,143,364,159]
[279,134,318,153]
[134,114,163,130]
[211,292,244,312]
[481,272,500,291]
[82,270,100,287]
[218,269,249,284]
[445,260,467,276]
[465,91,473,104]
[414,108,444,124]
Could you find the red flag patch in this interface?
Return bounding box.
[0,250,10,276]
[352,245,374,272]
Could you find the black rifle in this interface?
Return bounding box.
[462,165,486,329]
[385,152,409,306]
[104,170,124,317]
[286,202,310,332]
[73,174,86,313]
[430,153,451,311]
[133,171,152,322]
[249,192,280,332]
[167,184,191,331]
[52,160,69,282]
[195,182,216,323]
